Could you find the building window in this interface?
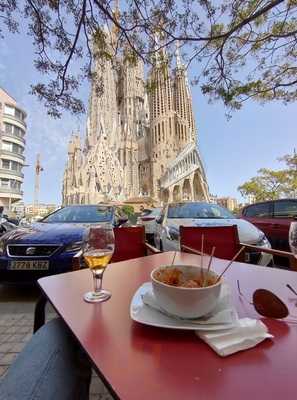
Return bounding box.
[0,178,9,188]
[12,143,23,155]
[10,180,21,190]
[2,159,10,169]
[4,123,25,138]
[2,141,11,152]
[15,126,25,137]
[4,105,14,116]
[11,161,22,171]
[4,123,13,134]
[1,141,23,155]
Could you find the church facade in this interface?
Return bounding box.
[62,39,209,206]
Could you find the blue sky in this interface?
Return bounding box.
[0,29,296,206]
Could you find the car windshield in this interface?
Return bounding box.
[167,203,235,219]
[140,209,153,216]
[42,205,114,223]
[148,208,162,216]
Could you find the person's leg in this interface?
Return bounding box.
[33,294,48,333]
[0,318,92,400]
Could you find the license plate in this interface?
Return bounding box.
[8,260,49,270]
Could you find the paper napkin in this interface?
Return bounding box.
[141,283,238,326]
[196,318,273,357]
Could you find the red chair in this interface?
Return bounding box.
[180,225,242,261]
[33,226,159,332]
[112,226,148,262]
[74,226,158,266]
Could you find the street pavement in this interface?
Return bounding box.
[0,284,112,399]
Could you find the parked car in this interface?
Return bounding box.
[0,217,17,237]
[137,208,162,245]
[0,204,128,284]
[3,214,19,226]
[240,199,297,252]
[154,202,272,266]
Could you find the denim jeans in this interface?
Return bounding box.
[0,318,92,400]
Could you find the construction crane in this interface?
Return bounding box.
[33,154,43,216]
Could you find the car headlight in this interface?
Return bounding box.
[64,241,83,253]
[165,226,180,241]
[256,233,270,247]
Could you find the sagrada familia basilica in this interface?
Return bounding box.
[62,23,210,206]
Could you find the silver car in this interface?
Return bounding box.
[154,202,272,266]
[137,208,162,245]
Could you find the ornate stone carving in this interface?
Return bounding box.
[62,39,209,205]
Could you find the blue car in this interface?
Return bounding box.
[0,205,128,284]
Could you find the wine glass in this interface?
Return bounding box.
[289,221,297,255]
[83,224,115,303]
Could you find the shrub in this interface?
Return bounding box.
[121,205,135,217]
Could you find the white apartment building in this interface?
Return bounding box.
[0,88,26,212]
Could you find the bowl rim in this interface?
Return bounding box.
[150,264,222,291]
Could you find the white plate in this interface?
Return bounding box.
[130,282,237,331]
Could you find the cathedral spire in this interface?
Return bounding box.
[113,0,120,21]
[111,0,120,45]
[175,41,183,69]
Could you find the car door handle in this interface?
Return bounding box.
[271,224,282,228]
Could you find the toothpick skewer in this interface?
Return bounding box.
[182,245,202,255]
[286,284,297,296]
[200,234,204,282]
[171,251,177,266]
[204,246,216,287]
[216,246,246,283]
[181,244,216,286]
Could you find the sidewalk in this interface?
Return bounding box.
[0,313,112,400]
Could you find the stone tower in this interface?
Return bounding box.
[173,43,196,146]
[117,57,146,198]
[63,30,210,205]
[148,47,176,199]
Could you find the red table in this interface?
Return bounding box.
[38,252,297,400]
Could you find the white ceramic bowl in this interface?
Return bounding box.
[151,265,222,318]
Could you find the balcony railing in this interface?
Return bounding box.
[0,169,24,179]
[0,150,25,161]
[3,113,27,128]
[0,187,23,195]
[1,132,26,145]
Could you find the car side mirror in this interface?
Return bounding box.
[156,216,163,224]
